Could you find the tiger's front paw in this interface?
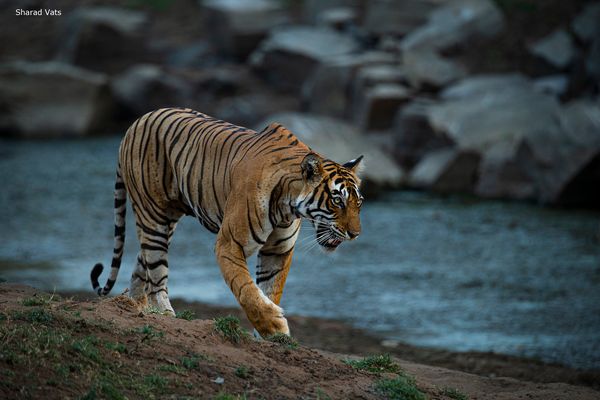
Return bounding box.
[254,303,290,337]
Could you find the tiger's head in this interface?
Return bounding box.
[295,153,364,252]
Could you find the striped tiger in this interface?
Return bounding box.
[90,108,363,337]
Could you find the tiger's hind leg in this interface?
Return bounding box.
[133,218,179,316]
[129,252,148,301]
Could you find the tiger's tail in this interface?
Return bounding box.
[91,166,127,296]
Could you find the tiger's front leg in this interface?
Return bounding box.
[256,220,301,305]
[215,224,290,337]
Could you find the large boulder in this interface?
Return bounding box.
[393,98,454,169]
[400,0,504,52]
[250,26,361,93]
[572,2,600,42]
[202,0,287,60]
[254,112,404,193]
[528,29,576,69]
[363,0,440,36]
[0,61,113,137]
[517,99,600,206]
[58,7,148,74]
[408,148,480,193]
[302,52,398,119]
[402,49,467,89]
[354,83,411,131]
[111,64,194,116]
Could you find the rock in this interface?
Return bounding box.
[0,61,113,137]
[111,64,194,116]
[533,75,569,97]
[572,2,600,42]
[316,7,357,31]
[517,99,600,206]
[393,98,454,169]
[213,93,300,128]
[202,0,287,60]
[364,0,439,37]
[303,52,398,118]
[401,0,504,52]
[429,75,562,150]
[409,148,480,193]
[250,26,361,93]
[586,38,600,86]
[403,50,467,89]
[528,29,576,69]
[303,0,360,23]
[254,112,404,192]
[440,73,529,99]
[58,6,148,74]
[165,42,218,69]
[354,83,411,131]
[476,141,536,200]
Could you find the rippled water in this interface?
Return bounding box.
[1,137,599,370]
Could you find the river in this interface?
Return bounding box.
[1,137,599,370]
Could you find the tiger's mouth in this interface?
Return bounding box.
[316,226,344,251]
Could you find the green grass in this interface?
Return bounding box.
[213,315,248,344]
[104,341,127,354]
[71,336,101,363]
[441,387,469,400]
[13,308,54,324]
[234,365,250,379]
[175,309,196,321]
[376,375,427,400]
[159,364,187,375]
[181,354,201,370]
[344,354,401,374]
[213,392,247,400]
[266,332,298,349]
[144,374,168,391]
[21,292,59,307]
[136,324,164,341]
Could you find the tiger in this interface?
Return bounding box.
[90,107,364,337]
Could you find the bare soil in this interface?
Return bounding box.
[1,284,598,400]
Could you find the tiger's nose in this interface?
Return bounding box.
[347,230,360,240]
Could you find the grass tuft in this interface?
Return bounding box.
[175,309,196,321]
[136,324,164,341]
[441,387,469,400]
[213,315,248,344]
[71,336,101,363]
[104,341,127,354]
[344,354,401,374]
[266,332,298,349]
[234,365,250,379]
[213,392,247,400]
[21,292,59,307]
[376,375,427,400]
[13,308,54,324]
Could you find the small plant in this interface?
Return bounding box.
[144,305,165,315]
[344,354,400,374]
[71,336,101,362]
[136,325,164,341]
[181,354,201,370]
[176,309,196,321]
[213,316,248,344]
[376,375,427,400]
[21,292,58,307]
[144,374,168,391]
[213,392,247,400]
[316,387,332,400]
[104,341,127,354]
[441,387,469,400]
[13,308,53,324]
[159,364,186,375]
[234,365,250,379]
[266,332,298,349]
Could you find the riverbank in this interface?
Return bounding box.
[1,284,598,399]
[62,288,600,393]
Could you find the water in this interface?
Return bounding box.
[2,137,600,370]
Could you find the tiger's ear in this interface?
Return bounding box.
[343,155,364,174]
[301,153,323,183]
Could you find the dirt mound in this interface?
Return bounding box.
[1,284,598,399]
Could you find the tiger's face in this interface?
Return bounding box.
[296,154,364,251]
